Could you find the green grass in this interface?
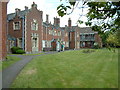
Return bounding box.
[2,56,21,70]
[11,49,118,88]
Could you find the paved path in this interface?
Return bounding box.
[1,51,58,88]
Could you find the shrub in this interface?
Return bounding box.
[82,49,95,53]
[16,49,25,54]
[11,46,25,54]
[93,43,100,49]
[11,47,21,54]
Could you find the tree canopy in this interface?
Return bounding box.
[57,0,120,47]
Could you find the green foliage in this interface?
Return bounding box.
[78,20,83,24]
[69,1,76,6]
[85,22,92,26]
[86,2,120,32]
[11,46,25,54]
[57,1,76,17]
[57,1,120,48]
[16,49,25,54]
[57,1,120,32]
[11,47,21,54]
[93,42,100,49]
[82,49,95,53]
[107,32,120,47]
[57,4,67,17]
[101,31,109,47]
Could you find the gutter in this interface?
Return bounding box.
[22,16,25,50]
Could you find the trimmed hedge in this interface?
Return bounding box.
[16,49,25,54]
[11,46,25,54]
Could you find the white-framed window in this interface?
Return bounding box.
[65,33,68,37]
[49,30,51,34]
[17,38,22,48]
[49,30,53,35]
[77,32,79,37]
[77,42,79,48]
[13,21,21,30]
[31,19,38,30]
[31,33,39,47]
[32,38,38,47]
[53,31,57,36]
[42,40,46,48]
[66,42,69,47]
[10,40,15,48]
[58,31,61,36]
[47,41,51,47]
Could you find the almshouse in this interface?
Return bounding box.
[7,2,102,53]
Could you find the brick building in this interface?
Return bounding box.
[7,2,102,53]
[0,0,9,60]
[7,2,43,53]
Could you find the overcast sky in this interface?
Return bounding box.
[7,0,88,27]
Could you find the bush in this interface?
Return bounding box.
[93,43,100,49]
[16,49,25,54]
[82,49,95,53]
[11,46,25,54]
[11,47,21,54]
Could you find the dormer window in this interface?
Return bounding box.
[31,19,38,30]
[13,21,21,30]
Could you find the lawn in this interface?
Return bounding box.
[2,56,21,70]
[11,49,118,88]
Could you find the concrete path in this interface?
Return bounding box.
[1,51,58,88]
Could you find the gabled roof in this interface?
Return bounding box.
[61,26,78,32]
[43,22,63,31]
[7,10,29,21]
[79,27,97,33]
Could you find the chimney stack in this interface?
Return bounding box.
[54,17,60,27]
[15,8,20,16]
[68,18,71,27]
[31,2,37,9]
[46,14,49,23]
[25,6,28,10]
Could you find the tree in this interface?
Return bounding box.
[57,0,120,47]
[107,31,120,47]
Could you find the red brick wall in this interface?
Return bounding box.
[8,16,23,38]
[0,2,8,60]
[25,7,43,52]
[75,27,80,49]
[95,33,102,47]
[44,26,53,41]
[70,31,75,49]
